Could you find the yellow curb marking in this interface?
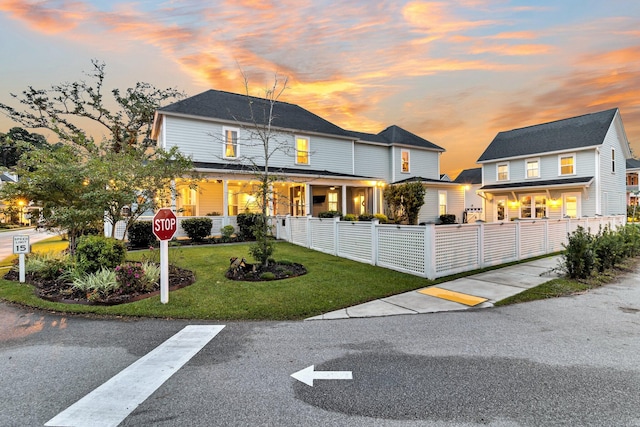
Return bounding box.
[418,287,488,306]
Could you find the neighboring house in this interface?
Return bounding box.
[453,167,485,223]
[626,158,640,206]
[151,89,449,220]
[477,108,631,222]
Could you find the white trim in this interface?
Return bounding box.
[562,192,581,218]
[476,145,602,164]
[438,190,447,216]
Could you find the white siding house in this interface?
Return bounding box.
[151,89,457,222]
[477,109,631,222]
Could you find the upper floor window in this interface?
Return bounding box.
[559,153,575,176]
[438,191,447,216]
[401,149,410,173]
[611,148,616,173]
[296,136,309,165]
[223,127,239,158]
[497,162,509,181]
[627,173,638,186]
[526,158,540,179]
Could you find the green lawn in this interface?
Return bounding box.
[0,241,433,320]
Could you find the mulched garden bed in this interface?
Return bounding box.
[226,259,307,281]
[3,265,195,305]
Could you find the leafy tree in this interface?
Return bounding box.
[0,61,194,249]
[0,127,50,168]
[0,60,184,152]
[383,181,426,225]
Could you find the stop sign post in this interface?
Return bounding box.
[153,209,177,304]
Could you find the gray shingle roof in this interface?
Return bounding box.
[160,89,353,138]
[378,125,444,151]
[393,176,450,185]
[477,109,618,162]
[454,167,482,184]
[192,162,378,180]
[480,176,594,190]
[626,158,640,170]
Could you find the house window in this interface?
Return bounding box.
[628,173,638,186]
[526,158,540,179]
[296,136,309,165]
[223,127,239,158]
[563,193,580,218]
[611,148,615,173]
[328,191,338,211]
[497,163,509,181]
[438,191,447,216]
[520,195,546,218]
[401,150,410,173]
[559,154,575,176]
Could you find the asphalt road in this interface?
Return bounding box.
[1,265,640,426]
[0,228,58,260]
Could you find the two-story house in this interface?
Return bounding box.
[477,108,631,221]
[626,158,640,206]
[151,89,455,222]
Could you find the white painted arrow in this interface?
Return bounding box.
[291,365,353,387]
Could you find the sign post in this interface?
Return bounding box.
[13,235,30,283]
[152,209,177,304]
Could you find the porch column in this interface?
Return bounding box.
[304,184,311,216]
[342,184,348,214]
[373,185,379,214]
[223,179,229,225]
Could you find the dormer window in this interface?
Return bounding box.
[401,149,410,173]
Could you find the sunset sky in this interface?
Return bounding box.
[1,0,639,178]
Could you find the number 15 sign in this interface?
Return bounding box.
[13,235,30,254]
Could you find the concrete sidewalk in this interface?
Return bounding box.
[307,255,563,320]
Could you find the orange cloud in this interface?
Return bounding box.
[0,0,89,33]
[469,43,553,56]
[402,1,497,34]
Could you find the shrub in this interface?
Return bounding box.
[374,213,388,223]
[206,212,221,216]
[358,213,374,222]
[593,225,625,272]
[620,224,640,257]
[221,225,235,242]
[248,215,275,265]
[561,226,595,279]
[343,214,358,222]
[260,272,276,281]
[22,251,72,280]
[439,214,457,224]
[128,221,155,248]
[76,235,127,274]
[115,262,153,293]
[181,217,212,242]
[140,261,161,286]
[237,213,261,240]
[319,210,342,219]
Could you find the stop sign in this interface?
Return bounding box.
[153,209,177,241]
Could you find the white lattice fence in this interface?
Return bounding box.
[434,225,480,275]
[547,220,569,252]
[309,218,336,255]
[519,221,547,258]
[483,222,518,266]
[376,225,426,276]
[289,217,309,246]
[337,222,373,264]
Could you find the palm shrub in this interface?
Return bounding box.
[181,217,212,242]
[76,235,127,274]
[561,226,595,279]
[128,221,155,248]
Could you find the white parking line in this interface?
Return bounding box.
[45,325,225,427]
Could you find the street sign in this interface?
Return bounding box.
[13,235,30,254]
[153,209,177,241]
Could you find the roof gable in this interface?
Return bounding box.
[159,89,353,138]
[378,125,445,151]
[478,109,618,162]
[454,167,482,184]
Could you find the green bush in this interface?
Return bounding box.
[76,235,127,274]
[72,268,118,301]
[561,226,595,279]
[128,221,155,248]
[23,251,73,280]
[237,213,261,240]
[593,225,625,272]
[260,272,276,281]
[358,213,374,222]
[620,224,640,257]
[343,214,358,221]
[181,217,212,242]
[319,210,342,219]
[115,262,154,293]
[374,213,388,223]
[221,225,235,242]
